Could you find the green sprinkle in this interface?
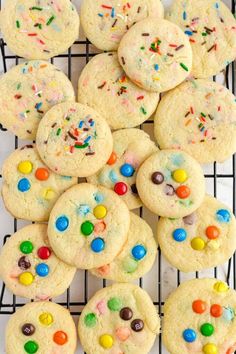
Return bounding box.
[75,143,89,149]
[140,107,147,115]
[16,20,20,28]
[16,83,21,90]
[56,128,62,136]
[180,63,189,72]
[202,32,207,36]
[26,110,30,113]
[140,46,145,50]
[46,15,55,26]
[31,6,43,10]
[201,112,206,117]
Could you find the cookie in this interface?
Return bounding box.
[166,0,236,78]
[78,283,160,354]
[0,0,79,60]
[0,60,75,140]
[136,150,205,218]
[163,278,236,354]
[157,195,236,272]
[78,53,160,130]
[118,18,192,93]
[6,301,77,354]
[90,212,157,282]
[36,102,113,177]
[0,224,76,300]
[87,128,157,210]
[1,145,77,222]
[154,79,236,164]
[47,183,130,269]
[80,0,164,51]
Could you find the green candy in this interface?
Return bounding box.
[107,297,122,312]
[20,241,34,254]
[200,323,214,337]
[84,313,97,328]
[123,257,138,273]
[81,221,94,236]
[24,341,39,354]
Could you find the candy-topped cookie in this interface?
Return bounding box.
[78,283,160,354]
[90,212,157,282]
[80,0,164,51]
[0,0,79,60]
[0,60,75,140]
[0,224,76,300]
[157,195,236,272]
[36,102,113,177]
[48,183,130,269]
[163,278,236,354]
[154,79,236,164]
[118,18,192,93]
[87,128,157,210]
[1,145,77,222]
[78,53,160,130]
[136,150,205,218]
[6,301,77,354]
[166,0,236,78]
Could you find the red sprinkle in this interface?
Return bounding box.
[189,38,196,43]
[101,4,112,9]
[28,33,37,36]
[127,2,131,8]
[14,94,22,99]
[137,95,144,100]
[190,106,194,114]
[169,44,177,48]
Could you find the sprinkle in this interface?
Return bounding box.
[202,32,207,36]
[167,53,174,57]
[169,44,177,48]
[137,6,141,13]
[180,63,189,71]
[51,123,57,128]
[16,20,20,28]
[35,102,43,110]
[201,112,206,117]
[98,81,107,89]
[14,94,22,99]
[204,26,213,32]
[121,57,125,65]
[30,6,43,10]
[218,106,221,111]
[189,39,196,43]
[201,41,207,45]
[185,119,192,126]
[17,83,21,90]
[101,4,112,9]
[207,44,216,52]
[185,111,190,117]
[140,46,145,50]
[137,95,144,100]
[111,8,115,18]
[46,16,55,26]
[68,132,77,140]
[28,33,37,36]
[84,136,92,144]
[56,128,62,136]
[140,107,147,115]
[154,64,159,71]
[37,38,45,45]
[98,13,103,17]
[185,30,193,36]
[112,19,117,27]
[183,11,187,20]
[142,33,150,36]
[175,44,184,51]
[190,107,194,114]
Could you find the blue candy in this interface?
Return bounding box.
[183,329,197,343]
[18,178,31,192]
[131,245,147,261]
[223,307,235,321]
[216,209,231,223]
[91,238,105,253]
[173,228,187,242]
[120,164,135,178]
[36,263,49,277]
[55,216,69,232]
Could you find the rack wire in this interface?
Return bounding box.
[0,0,235,353]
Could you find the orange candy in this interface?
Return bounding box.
[53,331,68,345]
[176,185,191,199]
[206,226,220,240]
[35,167,49,181]
[115,327,131,341]
[210,304,223,318]
[107,152,117,165]
[192,300,207,314]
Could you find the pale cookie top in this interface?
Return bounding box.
[6,301,77,354]
[118,18,192,93]
[0,0,80,60]
[36,102,113,177]
[1,145,77,222]
[0,60,75,140]
[166,0,236,78]
[136,150,205,218]
[80,0,164,51]
[157,195,236,272]
[87,128,157,210]
[154,79,236,164]
[48,183,130,269]
[90,212,157,282]
[78,283,160,354]
[0,224,76,300]
[78,53,160,130]
[163,278,236,354]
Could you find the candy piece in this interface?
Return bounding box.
[192,300,207,314]
[173,228,187,242]
[216,209,231,223]
[200,323,214,336]
[151,171,164,185]
[24,341,39,353]
[22,323,35,336]
[18,256,31,270]
[120,307,133,321]
[108,297,122,312]
[131,245,147,260]
[53,331,68,345]
[206,226,220,240]
[122,257,138,273]
[99,334,114,349]
[35,167,50,181]
[176,185,190,199]
[41,187,56,200]
[120,163,135,177]
[93,205,107,219]
[172,169,188,183]
[35,263,49,277]
[165,184,175,196]
[214,281,229,293]
[18,161,33,174]
[39,312,53,326]
[19,272,34,286]
[223,307,235,321]
[81,221,94,236]
[131,319,144,332]
[84,313,97,328]
[183,213,196,225]
[20,241,34,254]
[18,178,31,192]
[107,152,117,165]
[115,327,131,341]
[210,304,223,318]
[91,238,105,253]
[114,182,128,195]
[37,246,51,260]
[182,328,196,342]
[203,343,218,354]
[55,216,69,232]
[191,237,205,251]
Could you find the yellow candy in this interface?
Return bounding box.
[18,161,33,174]
[203,343,218,354]
[39,312,54,326]
[99,334,114,349]
[19,272,34,286]
[191,237,205,251]
[41,188,56,200]
[93,205,107,219]
[172,169,188,183]
[214,281,229,293]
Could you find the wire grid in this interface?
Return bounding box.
[0,0,235,353]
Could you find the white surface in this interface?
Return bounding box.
[0,0,235,353]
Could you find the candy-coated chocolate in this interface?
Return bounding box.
[84,313,97,327]
[35,263,49,277]
[35,167,50,181]
[24,340,39,353]
[18,256,31,270]
[107,152,117,165]
[223,307,235,321]
[203,343,218,354]
[192,300,207,314]
[176,185,191,199]
[151,171,164,185]
[115,327,131,341]
[131,184,138,194]
[91,238,105,253]
[114,182,128,195]
[53,331,68,345]
[214,281,229,293]
[22,323,35,336]
[172,228,187,242]
[131,245,147,260]
[120,163,135,177]
[120,307,133,321]
[81,221,94,236]
[165,184,175,196]
[99,334,114,349]
[20,241,34,254]
[55,216,69,232]
[191,237,205,251]
[122,257,138,273]
[93,205,107,219]
[200,323,214,337]
[206,226,220,240]
[182,328,196,342]
[183,213,196,225]
[41,187,55,200]
[18,178,31,192]
[19,272,34,286]
[172,169,188,183]
[210,304,223,318]
[18,161,33,174]
[37,246,51,260]
[216,209,231,223]
[108,297,122,312]
[39,312,53,326]
[131,319,144,332]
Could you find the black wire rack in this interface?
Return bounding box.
[0,0,235,353]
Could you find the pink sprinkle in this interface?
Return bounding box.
[96,300,106,315]
[37,38,45,45]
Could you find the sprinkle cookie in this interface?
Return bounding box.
[78,283,160,354]
[6,301,77,354]
[118,18,192,93]
[80,0,164,51]
[0,0,80,60]
[1,145,77,222]
[154,79,236,164]
[136,150,205,218]
[48,183,130,269]
[36,102,113,177]
[0,224,76,300]
[0,60,75,140]
[157,195,236,272]
[87,128,157,210]
[166,0,236,78]
[78,53,160,130]
[90,212,157,282]
[163,278,236,354]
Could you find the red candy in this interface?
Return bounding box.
[192,300,207,314]
[53,331,68,345]
[210,304,223,318]
[114,182,128,196]
[176,185,191,199]
[35,167,50,181]
[206,226,220,240]
[37,246,51,260]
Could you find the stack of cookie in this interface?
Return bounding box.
[0,0,236,353]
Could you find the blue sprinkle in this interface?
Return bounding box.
[94,192,104,203]
[215,2,219,8]
[111,8,115,18]
[79,121,84,128]
[36,263,49,277]
[183,11,187,20]
[61,176,72,180]
[98,13,103,17]
[131,245,147,261]
[171,154,185,166]
[55,216,69,232]
[90,120,95,127]
[18,178,31,192]
[154,64,159,71]
[183,329,197,343]
[109,170,119,183]
[84,136,92,144]
[77,204,91,216]
[35,102,43,110]
[216,209,231,223]
[185,30,193,36]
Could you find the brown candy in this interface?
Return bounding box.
[22,323,35,336]
[131,319,144,332]
[164,184,175,196]
[183,213,197,225]
[151,172,164,185]
[131,184,138,194]
[18,256,31,270]
[120,307,133,321]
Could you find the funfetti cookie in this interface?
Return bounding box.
[118,18,192,93]
[87,129,157,210]
[1,145,77,222]
[154,79,236,164]
[78,283,160,354]
[0,0,79,60]
[157,195,236,272]
[36,102,113,178]
[0,60,75,140]
[163,278,236,354]
[136,150,205,218]
[47,183,130,269]
[78,53,160,130]
[0,224,76,300]
[166,0,236,78]
[90,212,157,282]
[6,301,77,354]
